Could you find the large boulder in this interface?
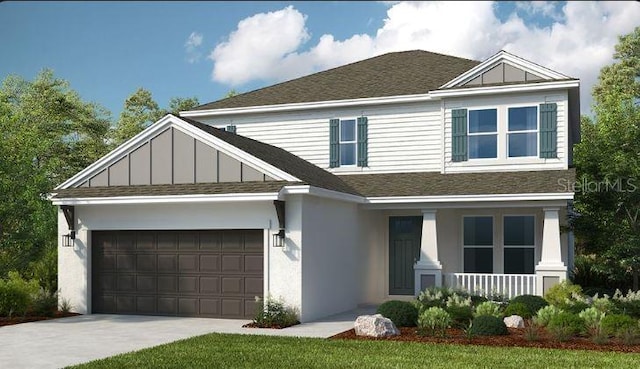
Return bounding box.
[354,314,400,337]
[503,315,525,328]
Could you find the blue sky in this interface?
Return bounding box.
[1,1,638,118]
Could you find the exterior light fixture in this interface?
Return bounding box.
[272,200,286,248]
[273,229,285,248]
[62,231,76,247]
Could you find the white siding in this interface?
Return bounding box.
[443,91,569,173]
[197,102,443,174]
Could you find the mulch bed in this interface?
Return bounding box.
[0,311,80,327]
[330,327,640,353]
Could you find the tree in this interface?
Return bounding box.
[0,70,111,284]
[110,88,162,146]
[223,89,239,98]
[573,27,640,290]
[167,96,200,115]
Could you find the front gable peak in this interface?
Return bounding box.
[441,50,572,89]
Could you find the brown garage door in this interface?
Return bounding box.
[92,230,263,318]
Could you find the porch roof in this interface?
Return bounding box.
[338,169,575,197]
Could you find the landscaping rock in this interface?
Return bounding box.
[354,314,400,337]
[503,315,525,328]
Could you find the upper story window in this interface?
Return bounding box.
[468,109,497,159]
[508,107,537,157]
[329,117,368,168]
[339,119,357,166]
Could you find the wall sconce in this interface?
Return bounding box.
[62,231,76,248]
[272,229,285,248]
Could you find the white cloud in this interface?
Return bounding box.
[515,1,564,21]
[209,1,640,113]
[185,31,204,63]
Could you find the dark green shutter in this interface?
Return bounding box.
[329,119,340,168]
[539,103,557,158]
[452,109,468,162]
[226,125,236,134]
[357,116,368,167]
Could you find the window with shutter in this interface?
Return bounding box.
[539,103,558,158]
[452,109,468,162]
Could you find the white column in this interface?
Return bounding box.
[535,207,567,295]
[414,209,442,294]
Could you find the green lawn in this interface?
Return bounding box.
[70,333,640,369]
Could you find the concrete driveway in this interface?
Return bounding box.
[0,308,371,369]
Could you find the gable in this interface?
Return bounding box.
[58,115,295,190]
[461,62,545,87]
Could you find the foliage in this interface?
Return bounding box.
[59,296,73,314]
[376,300,418,327]
[109,88,163,146]
[573,27,640,291]
[578,307,606,334]
[523,319,541,342]
[253,296,299,328]
[468,315,508,336]
[510,295,548,316]
[591,294,617,314]
[535,305,564,327]
[612,289,640,318]
[0,271,40,317]
[600,314,638,337]
[503,302,531,319]
[25,243,58,294]
[415,287,463,311]
[474,301,502,318]
[167,96,200,115]
[547,312,585,341]
[544,280,583,307]
[417,307,451,337]
[31,289,58,317]
[445,305,473,329]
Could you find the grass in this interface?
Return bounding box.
[70,333,640,369]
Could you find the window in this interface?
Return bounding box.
[463,216,493,273]
[339,119,357,166]
[503,216,535,274]
[468,109,497,159]
[508,106,537,157]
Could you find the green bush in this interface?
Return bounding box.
[0,271,40,317]
[578,307,605,333]
[536,305,564,327]
[612,290,640,319]
[547,312,585,341]
[469,315,508,336]
[26,244,58,294]
[376,300,418,327]
[600,314,638,337]
[544,280,583,307]
[417,307,451,337]
[415,287,465,312]
[504,302,531,318]
[253,296,299,328]
[470,295,488,306]
[474,301,502,318]
[510,295,548,316]
[31,289,58,317]
[446,305,474,328]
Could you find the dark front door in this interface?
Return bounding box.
[92,229,263,319]
[389,216,422,295]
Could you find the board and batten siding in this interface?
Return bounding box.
[442,91,569,173]
[197,102,444,174]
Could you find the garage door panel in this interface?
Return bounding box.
[93,230,263,318]
[244,299,258,317]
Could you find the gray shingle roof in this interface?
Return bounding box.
[195,50,480,110]
[338,169,576,197]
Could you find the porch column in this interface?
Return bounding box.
[535,207,567,296]
[414,209,442,295]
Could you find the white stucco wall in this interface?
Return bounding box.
[58,201,278,315]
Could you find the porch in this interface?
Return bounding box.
[442,272,537,299]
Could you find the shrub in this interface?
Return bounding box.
[612,289,640,319]
[376,300,418,327]
[578,307,605,334]
[544,280,583,307]
[600,314,638,337]
[536,305,564,327]
[474,301,502,318]
[591,294,616,314]
[417,307,451,337]
[446,305,474,329]
[504,302,531,318]
[470,295,488,306]
[547,312,585,341]
[510,295,548,316]
[31,289,57,317]
[415,287,467,312]
[0,271,40,318]
[59,296,73,314]
[469,315,508,336]
[524,318,541,341]
[26,244,58,294]
[253,296,299,328]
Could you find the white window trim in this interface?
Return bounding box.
[468,108,498,160]
[502,214,537,274]
[339,118,358,167]
[462,215,495,273]
[507,105,539,158]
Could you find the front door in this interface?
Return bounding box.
[389,216,422,295]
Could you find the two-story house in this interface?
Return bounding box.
[51,50,579,322]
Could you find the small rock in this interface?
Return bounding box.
[354,314,400,337]
[503,315,525,328]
